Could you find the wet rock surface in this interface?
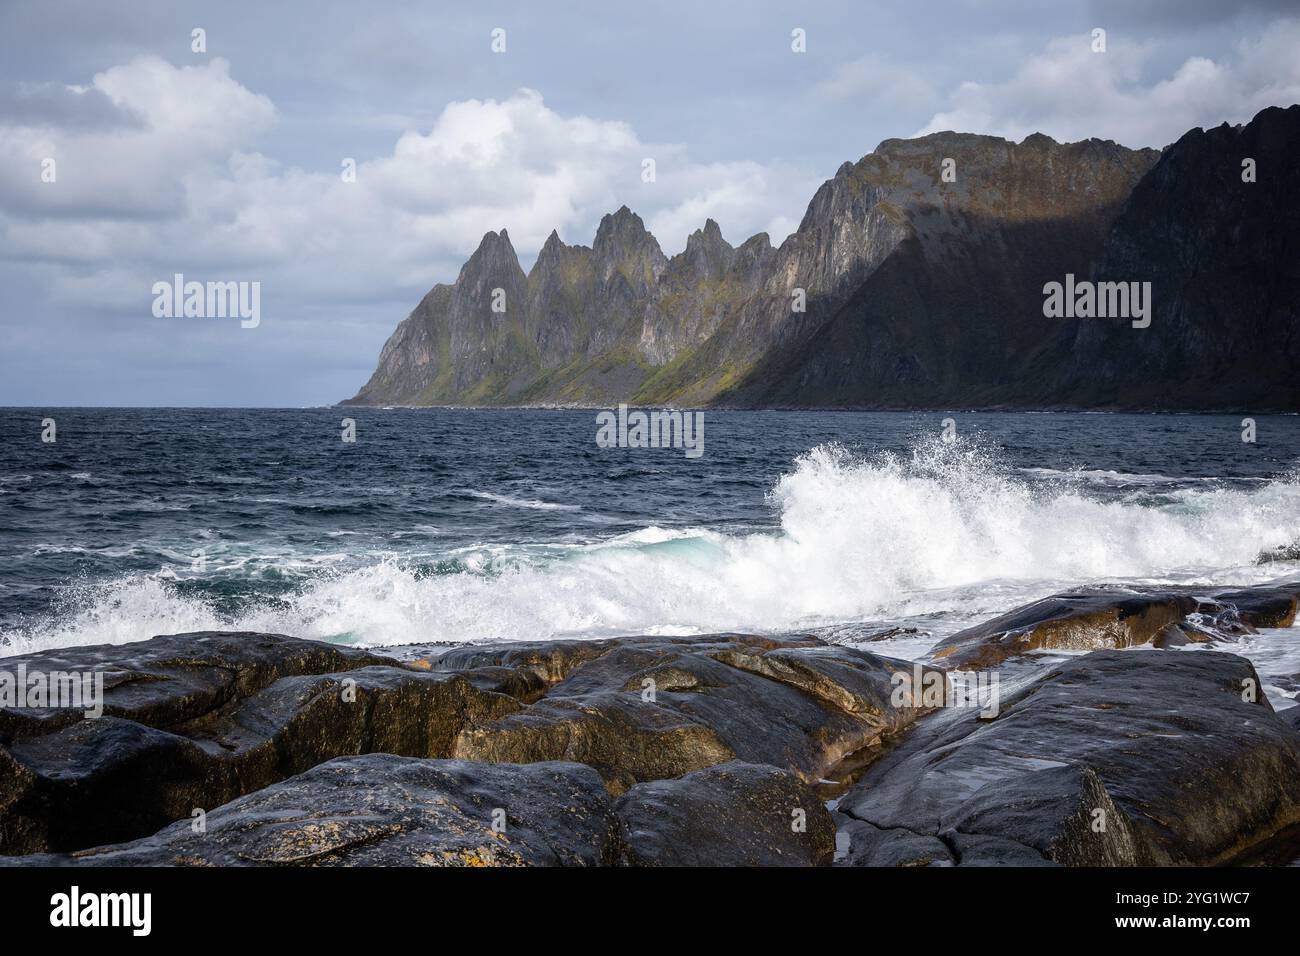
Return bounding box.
[1212,585,1300,629]
[4,585,1299,867]
[615,761,834,866]
[0,631,393,740]
[448,634,938,793]
[8,756,838,869]
[832,815,955,867]
[0,632,518,854]
[1,630,927,862]
[929,591,1199,670]
[839,650,1300,866]
[8,755,622,867]
[1281,707,1300,732]
[928,585,1300,670]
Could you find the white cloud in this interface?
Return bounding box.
[915,19,1300,147]
[0,58,817,331]
[0,56,274,218]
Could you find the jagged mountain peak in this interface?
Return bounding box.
[528,227,592,284]
[344,111,1293,410]
[685,218,731,252]
[681,218,736,280]
[534,228,568,262]
[593,205,654,250]
[686,217,726,244]
[591,205,666,290]
[1019,131,1059,149]
[455,228,524,292]
[466,228,518,260]
[874,129,1015,153]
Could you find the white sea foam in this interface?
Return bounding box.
[468,490,582,511]
[5,439,1300,655]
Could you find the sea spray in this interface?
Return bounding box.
[6,437,1300,654]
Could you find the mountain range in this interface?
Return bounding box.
[343,104,1300,411]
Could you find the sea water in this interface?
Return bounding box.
[2,407,1297,709]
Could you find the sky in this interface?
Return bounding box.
[1,0,1298,406]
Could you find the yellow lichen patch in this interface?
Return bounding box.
[432,846,520,867]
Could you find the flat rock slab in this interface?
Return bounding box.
[615,761,834,866]
[448,634,942,793]
[0,631,393,739]
[839,650,1300,865]
[5,755,622,867]
[5,756,840,868]
[429,639,617,689]
[929,584,1300,670]
[0,633,517,854]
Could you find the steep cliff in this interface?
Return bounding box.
[344,106,1297,410]
[1054,104,1300,410]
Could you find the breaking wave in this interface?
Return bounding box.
[6,438,1300,655]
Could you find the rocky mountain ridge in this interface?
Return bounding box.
[344,105,1299,410]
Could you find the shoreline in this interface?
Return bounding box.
[4,582,1298,867]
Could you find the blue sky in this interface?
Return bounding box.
[2,0,1298,406]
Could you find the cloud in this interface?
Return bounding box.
[1,61,815,309]
[915,19,1300,147]
[1084,0,1300,30]
[818,55,935,108]
[0,82,144,132]
[0,55,819,404]
[0,56,274,219]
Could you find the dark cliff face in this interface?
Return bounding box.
[718,132,1161,407]
[344,106,1295,410]
[1054,104,1300,410]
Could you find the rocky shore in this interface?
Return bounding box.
[2,583,1298,866]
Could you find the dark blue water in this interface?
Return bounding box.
[2,408,1299,656]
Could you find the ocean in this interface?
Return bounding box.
[2,407,1299,710]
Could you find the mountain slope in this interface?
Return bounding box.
[1054,104,1300,410]
[344,106,1298,410]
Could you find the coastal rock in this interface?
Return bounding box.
[0,633,516,854]
[4,755,621,867]
[928,584,1300,670]
[1281,707,1300,732]
[1,630,939,856]
[928,591,1200,670]
[1211,585,1300,628]
[0,630,392,739]
[838,650,1300,866]
[429,639,617,691]
[450,634,942,793]
[614,761,834,866]
[832,815,954,867]
[1257,543,1300,565]
[8,622,1298,866]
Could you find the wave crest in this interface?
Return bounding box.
[6,438,1300,654]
